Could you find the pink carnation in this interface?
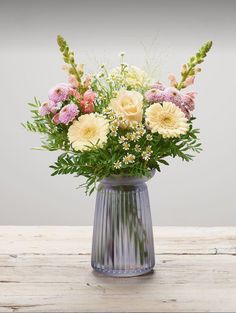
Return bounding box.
[182,92,196,111]
[180,106,192,119]
[38,101,58,116]
[179,91,197,118]
[58,104,79,125]
[163,87,183,106]
[48,83,71,103]
[145,88,164,103]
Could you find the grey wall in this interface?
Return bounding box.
[0,0,235,225]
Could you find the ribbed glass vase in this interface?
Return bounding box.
[91,171,155,277]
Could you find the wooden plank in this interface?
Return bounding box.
[0,226,235,255]
[0,227,236,312]
[0,255,236,312]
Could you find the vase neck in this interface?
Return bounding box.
[100,170,155,186]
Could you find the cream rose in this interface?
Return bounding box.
[109,90,143,124]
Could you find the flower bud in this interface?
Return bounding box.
[183,76,195,87]
[181,64,187,74]
[167,73,177,87]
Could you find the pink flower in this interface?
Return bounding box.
[183,76,195,87]
[163,87,183,106]
[168,74,177,87]
[177,92,197,119]
[151,81,166,91]
[83,76,92,88]
[80,101,95,113]
[39,102,50,116]
[182,92,197,111]
[58,104,79,125]
[48,83,71,103]
[83,90,96,103]
[80,90,96,113]
[180,105,192,119]
[70,88,81,101]
[38,101,58,116]
[68,75,79,88]
[52,113,60,125]
[145,88,164,103]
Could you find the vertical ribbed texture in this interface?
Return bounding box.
[91,175,155,277]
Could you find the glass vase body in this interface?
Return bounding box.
[91,172,155,277]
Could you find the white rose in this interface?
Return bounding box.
[109,90,143,124]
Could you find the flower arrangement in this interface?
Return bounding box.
[24,36,212,194]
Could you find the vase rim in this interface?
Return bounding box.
[100,169,155,185]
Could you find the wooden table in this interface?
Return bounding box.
[0,227,236,313]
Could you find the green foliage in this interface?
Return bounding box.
[49,121,202,195]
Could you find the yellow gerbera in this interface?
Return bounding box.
[145,102,189,138]
[68,113,109,151]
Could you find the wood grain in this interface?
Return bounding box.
[0,227,235,312]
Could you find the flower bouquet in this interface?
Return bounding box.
[24,36,212,276]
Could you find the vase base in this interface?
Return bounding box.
[91,264,155,277]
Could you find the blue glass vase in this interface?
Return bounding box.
[91,171,155,277]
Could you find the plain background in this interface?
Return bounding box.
[0,0,235,225]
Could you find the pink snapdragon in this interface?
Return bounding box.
[70,88,81,101]
[168,74,177,87]
[80,90,96,113]
[48,83,71,103]
[68,75,79,88]
[183,76,195,88]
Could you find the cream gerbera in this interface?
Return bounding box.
[68,113,109,151]
[145,102,189,138]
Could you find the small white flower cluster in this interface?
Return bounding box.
[135,144,141,153]
[123,154,136,165]
[141,145,153,161]
[113,153,136,169]
[102,108,123,136]
[114,160,122,169]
